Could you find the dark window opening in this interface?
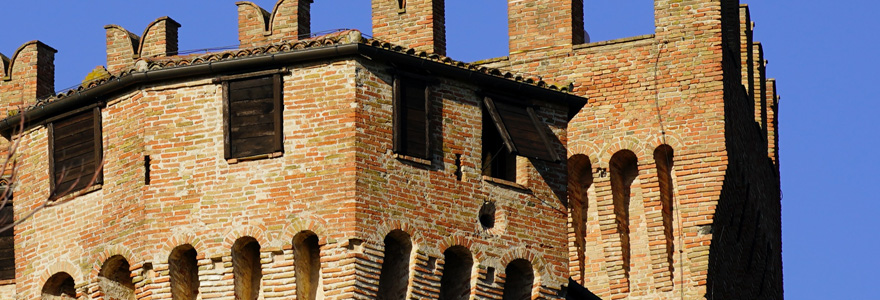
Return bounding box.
[610,150,638,280]
[397,0,406,11]
[144,155,151,185]
[378,230,412,300]
[169,245,199,300]
[501,259,533,300]
[294,232,321,300]
[0,191,12,281]
[439,246,473,300]
[478,202,496,229]
[99,256,135,300]
[41,272,76,300]
[393,76,431,160]
[222,74,283,160]
[481,95,559,181]
[232,237,262,300]
[49,107,103,198]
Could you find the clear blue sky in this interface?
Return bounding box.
[1,1,878,299]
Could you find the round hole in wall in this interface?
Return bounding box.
[479,202,496,229]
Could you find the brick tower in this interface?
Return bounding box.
[0,0,780,299]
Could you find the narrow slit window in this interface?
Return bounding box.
[49,106,103,198]
[393,76,431,160]
[222,73,283,160]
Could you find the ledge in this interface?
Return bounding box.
[482,175,529,192]
[393,153,431,167]
[227,152,283,164]
[574,34,656,50]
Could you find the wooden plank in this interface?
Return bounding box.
[272,74,283,153]
[230,122,275,139]
[215,69,286,82]
[229,76,274,90]
[93,107,103,185]
[528,107,559,162]
[223,81,232,159]
[231,136,276,158]
[230,115,275,127]
[482,97,517,154]
[230,99,274,117]
[229,85,274,101]
[54,140,96,162]
[54,130,94,150]
[423,84,431,159]
[392,77,403,153]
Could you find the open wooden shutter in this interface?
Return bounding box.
[50,107,102,197]
[224,74,283,159]
[483,97,559,162]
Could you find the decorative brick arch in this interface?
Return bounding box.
[567,143,600,166]
[280,215,330,247]
[370,219,426,253]
[222,224,269,251]
[597,136,650,167]
[498,248,546,298]
[646,131,684,154]
[436,235,476,255]
[155,232,205,263]
[88,245,140,278]
[39,260,86,291]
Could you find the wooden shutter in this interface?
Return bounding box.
[50,107,102,197]
[483,97,559,162]
[393,76,430,159]
[224,75,283,159]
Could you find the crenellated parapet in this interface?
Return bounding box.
[0,41,56,118]
[237,0,312,48]
[104,16,181,74]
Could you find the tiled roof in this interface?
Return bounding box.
[28,30,571,111]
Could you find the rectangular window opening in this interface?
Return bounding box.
[393,75,431,160]
[49,107,103,198]
[222,73,284,161]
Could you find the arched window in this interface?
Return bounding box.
[41,272,76,300]
[439,246,473,300]
[232,237,262,300]
[501,259,533,300]
[654,145,675,274]
[169,244,199,300]
[568,154,593,281]
[610,150,638,279]
[377,230,412,299]
[293,231,321,300]
[99,255,135,300]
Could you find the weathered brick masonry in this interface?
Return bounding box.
[0,0,781,299]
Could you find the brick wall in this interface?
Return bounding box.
[480,0,782,299]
